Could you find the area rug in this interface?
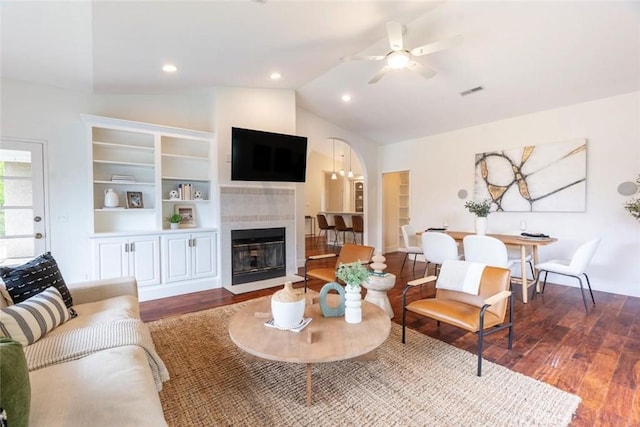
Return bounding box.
[147,299,580,426]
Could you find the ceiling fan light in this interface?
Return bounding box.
[387,51,410,69]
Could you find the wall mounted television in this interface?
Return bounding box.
[231,127,308,182]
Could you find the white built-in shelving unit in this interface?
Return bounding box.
[82,114,219,301]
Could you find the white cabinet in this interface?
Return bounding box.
[353,180,364,212]
[161,232,217,284]
[93,235,160,287]
[84,115,219,299]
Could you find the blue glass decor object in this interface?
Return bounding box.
[319,282,346,317]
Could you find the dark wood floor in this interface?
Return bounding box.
[140,237,640,427]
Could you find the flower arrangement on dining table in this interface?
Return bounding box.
[336,261,370,289]
[624,174,640,222]
[464,199,493,217]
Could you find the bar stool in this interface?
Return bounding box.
[316,214,335,244]
[333,215,355,245]
[351,215,364,244]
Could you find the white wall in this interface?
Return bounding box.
[380,91,640,297]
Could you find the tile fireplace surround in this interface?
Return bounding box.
[220,186,302,294]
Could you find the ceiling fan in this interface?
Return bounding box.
[345,21,461,84]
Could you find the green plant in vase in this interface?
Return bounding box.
[624,175,640,222]
[336,261,370,289]
[464,199,493,235]
[168,214,182,229]
[464,199,492,217]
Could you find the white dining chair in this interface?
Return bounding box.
[421,232,461,276]
[463,235,513,268]
[534,238,601,313]
[507,248,535,280]
[400,224,422,272]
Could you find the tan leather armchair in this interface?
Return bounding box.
[304,243,375,292]
[402,262,514,376]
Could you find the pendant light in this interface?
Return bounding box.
[347,147,354,178]
[330,138,337,180]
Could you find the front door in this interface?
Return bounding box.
[0,139,47,266]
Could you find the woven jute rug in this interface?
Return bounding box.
[147,299,580,427]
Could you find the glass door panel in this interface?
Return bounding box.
[0,140,46,266]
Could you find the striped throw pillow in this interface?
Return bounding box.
[0,287,72,346]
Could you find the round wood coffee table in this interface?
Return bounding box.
[228,293,391,405]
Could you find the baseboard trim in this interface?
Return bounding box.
[138,277,221,302]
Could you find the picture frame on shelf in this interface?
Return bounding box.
[126,191,144,209]
[175,204,196,228]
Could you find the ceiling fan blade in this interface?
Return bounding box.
[386,21,404,51]
[410,35,463,57]
[407,61,437,80]
[368,66,391,84]
[342,55,385,62]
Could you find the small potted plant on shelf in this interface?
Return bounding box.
[464,199,493,235]
[168,214,182,230]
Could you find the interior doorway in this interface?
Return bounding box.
[382,170,410,253]
[0,139,48,266]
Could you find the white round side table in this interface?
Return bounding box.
[363,273,396,318]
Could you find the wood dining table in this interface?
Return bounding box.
[419,230,557,303]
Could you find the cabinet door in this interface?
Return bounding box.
[191,232,217,279]
[129,236,160,287]
[161,234,191,283]
[93,238,128,280]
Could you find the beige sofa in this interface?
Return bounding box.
[1,277,168,427]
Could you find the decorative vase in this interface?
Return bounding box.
[475,216,488,235]
[170,223,179,230]
[344,284,362,324]
[271,282,305,329]
[104,188,119,208]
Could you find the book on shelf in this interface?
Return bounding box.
[178,183,194,200]
[111,174,136,182]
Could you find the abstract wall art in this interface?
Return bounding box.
[474,139,587,212]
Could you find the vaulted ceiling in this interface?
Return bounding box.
[2,1,639,145]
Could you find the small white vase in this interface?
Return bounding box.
[170,223,179,230]
[344,284,362,324]
[475,216,488,235]
[104,188,119,208]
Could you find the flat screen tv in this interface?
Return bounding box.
[231,127,308,182]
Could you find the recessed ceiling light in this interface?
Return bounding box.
[270,72,281,80]
[341,94,352,102]
[162,64,177,73]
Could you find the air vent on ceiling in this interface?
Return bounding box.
[460,86,484,96]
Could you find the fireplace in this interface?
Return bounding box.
[231,227,286,285]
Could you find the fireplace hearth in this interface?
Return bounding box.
[231,227,286,285]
